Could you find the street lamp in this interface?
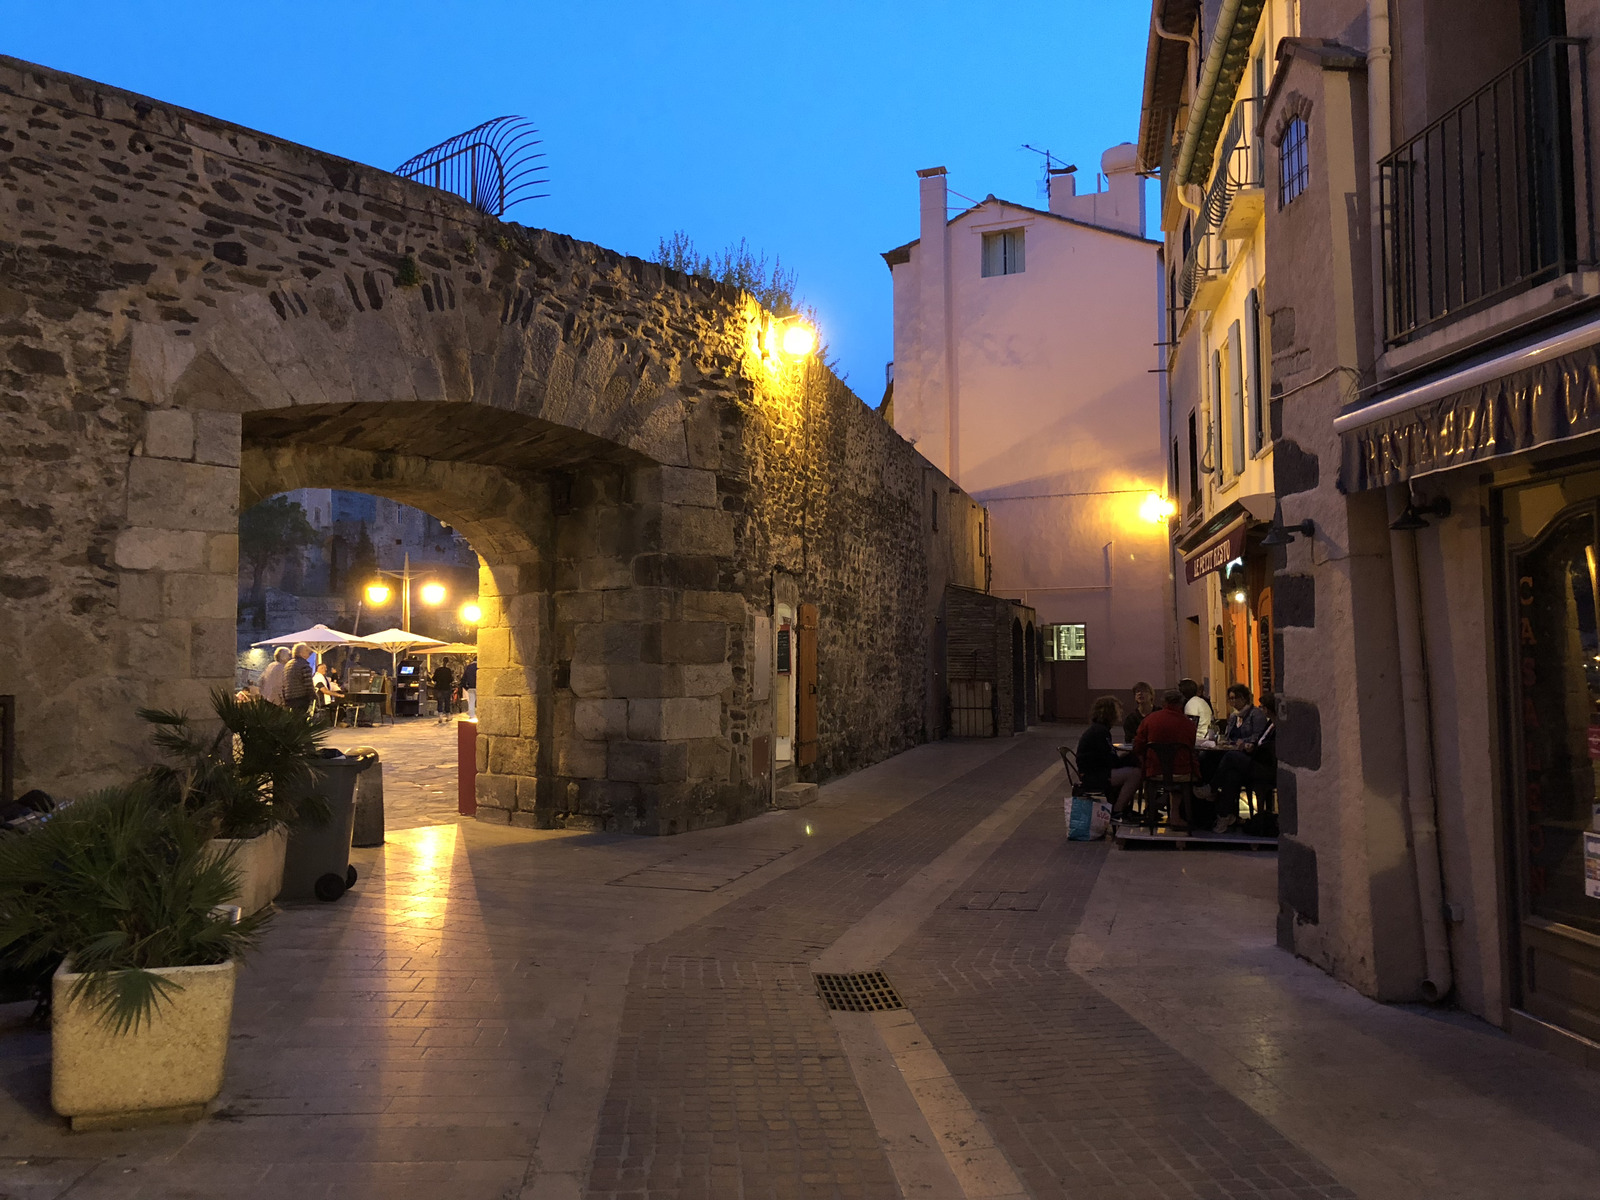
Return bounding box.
[780,320,817,357]
[1139,492,1177,524]
[459,601,482,624]
[368,553,447,632]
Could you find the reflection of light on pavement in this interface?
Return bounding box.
[384,823,459,929]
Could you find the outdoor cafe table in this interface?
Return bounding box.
[333,691,389,727]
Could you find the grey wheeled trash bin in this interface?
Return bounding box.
[281,751,374,902]
[348,747,384,847]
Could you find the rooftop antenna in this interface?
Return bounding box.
[1021,144,1076,202]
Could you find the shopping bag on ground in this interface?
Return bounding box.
[1065,794,1111,841]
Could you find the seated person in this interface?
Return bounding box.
[1179,677,1215,736]
[1122,681,1155,743]
[1132,689,1200,829]
[1199,682,1269,787]
[1076,696,1143,815]
[1212,695,1278,832]
[1220,683,1269,746]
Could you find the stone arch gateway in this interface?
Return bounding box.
[0,57,990,832]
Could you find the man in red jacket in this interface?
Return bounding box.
[1132,689,1199,781]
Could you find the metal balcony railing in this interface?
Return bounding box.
[1216,97,1265,205]
[1173,97,1264,318]
[1381,37,1596,346]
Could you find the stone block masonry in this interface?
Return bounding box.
[0,55,990,832]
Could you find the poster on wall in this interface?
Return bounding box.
[1586,833,1600,900]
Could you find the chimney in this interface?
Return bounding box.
[1047,166,1078,216]
[917,166,947,249]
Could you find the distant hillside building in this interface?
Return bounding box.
[884,148,1171,716]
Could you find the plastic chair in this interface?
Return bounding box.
[1141,742,1195,832]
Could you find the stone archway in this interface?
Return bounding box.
[0,56,992,832]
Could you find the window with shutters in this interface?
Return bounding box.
[1245,288,1266,455]
[980,229,1025,277]
[1228,320,1245,476]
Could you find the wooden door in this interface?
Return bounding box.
[796,603,818,766]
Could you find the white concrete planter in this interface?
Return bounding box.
[204,825,287,916]
[52,959,237,1131]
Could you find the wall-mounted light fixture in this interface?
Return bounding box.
[1261,517,1315,547]
[1388,495,1451,531]
[1139,492,1177,523]
[779,318,817,357]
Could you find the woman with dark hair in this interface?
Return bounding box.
[1077,695,1142,815]
[1122,681,1156,741]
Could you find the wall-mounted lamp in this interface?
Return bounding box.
[1139,492,1177,524]
[779,319,817,357]
[1260,518,1315,547]
[1388,496,1451,531]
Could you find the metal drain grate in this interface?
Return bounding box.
[814,971,905,1013]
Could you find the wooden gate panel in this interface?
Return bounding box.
[796,603,818,766]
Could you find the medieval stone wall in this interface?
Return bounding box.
[0,55,988,831]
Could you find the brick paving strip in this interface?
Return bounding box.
[580,739,1060,1200]
[885,801,1356,1200]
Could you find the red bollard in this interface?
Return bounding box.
[457,718,478,816]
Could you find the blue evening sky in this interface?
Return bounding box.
[5,2,1152,398]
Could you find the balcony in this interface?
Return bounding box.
[1217,97,1265,239]
[1172,98,1264,321]
[1380,37,1597,347]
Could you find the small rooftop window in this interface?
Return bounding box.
[981,229,1025,277]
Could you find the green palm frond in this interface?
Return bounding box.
[0,783,268,1031]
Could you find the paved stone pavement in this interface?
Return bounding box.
[2,727,1599,1200]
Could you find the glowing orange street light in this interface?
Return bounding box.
[780,321,817,357]
[365,583,392,605]
[459,602,482,624]
[1139,492,1177,524]
[420,582,447,606]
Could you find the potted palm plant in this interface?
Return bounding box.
[0,783,268,1129]
[140,689,327,915]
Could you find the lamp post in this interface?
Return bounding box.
[366,553,447,632]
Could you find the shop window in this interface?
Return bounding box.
[1510,501,1600,937]
[1280,118,1309,207]
[981,229,1025,277]
[1043,624,1086,662]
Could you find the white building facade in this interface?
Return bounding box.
[884,148,1171,717]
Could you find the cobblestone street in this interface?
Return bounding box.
[3,729,1599,1199]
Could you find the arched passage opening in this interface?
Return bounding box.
[234,400,748,835]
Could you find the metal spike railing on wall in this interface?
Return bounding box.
[395,116,549,217]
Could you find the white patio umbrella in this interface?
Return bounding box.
[251,624,376,655]
[361,627,449,676]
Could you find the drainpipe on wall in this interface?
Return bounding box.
[1369,0,1392,364]
[1386,484,1454,1002]
[1173,0,1248,188]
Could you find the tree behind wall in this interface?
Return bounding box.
[653,232,842,380]
[238,496,315,623]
